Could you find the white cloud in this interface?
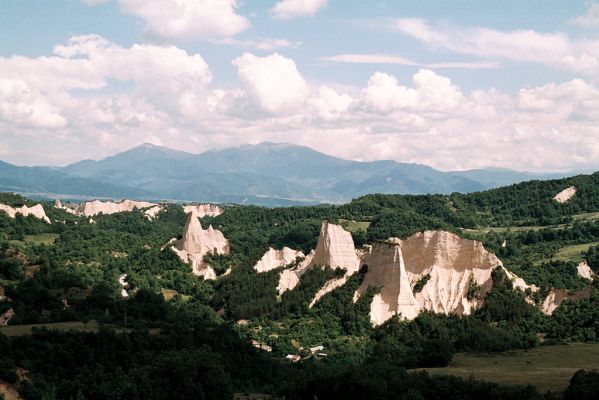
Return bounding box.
[395,18,599,76]
[361,69,462,114]
[271,0,327,19]
[212,37,300,51]
[308,86,353,120]
[81,0,110,5]
[322,53,500,69]
[572,2,599,28]
[0,79,67,128]
[119,0,250,40]
[2,36,599,173]
[232,52,309,114]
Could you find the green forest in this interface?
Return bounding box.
[1,173,599,399]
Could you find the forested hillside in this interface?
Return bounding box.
[1,173,599,399]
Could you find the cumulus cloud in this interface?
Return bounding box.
[572,2,599,28]
[0,79,67,128]
[1,36,599,173]
[271,0,327,19]
[233,52,309,114]
[395,18,599,76]
[119,0,250,40]
[322,54,499,69]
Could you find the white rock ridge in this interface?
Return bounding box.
[277,222,361,297]
[254,247,304,273]
[577,261,594,280]
[183,204,223,217]
[143,205,163,220]
[355,231,502,326]
[553,186,577,203]
[75,199,158,217]
[54,199,78,215]
[171,211,230,280]
[310,222,360,274]
[0,203,51,224]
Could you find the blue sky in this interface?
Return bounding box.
[1,0,599,172]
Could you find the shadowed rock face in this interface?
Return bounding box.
[553,186,577,203]
[171,211,229,280]
[356,231,501,325]
[254,247,305,273]
[0,203,50,224]
[541,287,592,315]
[183,204,223,217]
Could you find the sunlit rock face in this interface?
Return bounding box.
[75,199,157,216]
[254,247,304,273]
[541,287,592,315]
[0,203,50,224]
[577,261,594,280]
[553,186,576,203]
[310,222,360,274]
[183,204,223,217]
[355,231,502,325]
[171,211,229,280]
[276,222,363,299]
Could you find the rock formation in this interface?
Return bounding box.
[541,287,592,315]
[276,222,362,297]
[310,222,360,273]
[119,274,130,298]
[143,205,163,220]
[553,186,577,203]
[54,199,78,215]
[0,203,50,224]
[75,199,157,217]
[0,380,22,400]
[254,247,305,273]
[0,308,14,326]
[183,204,223,217]
[577,261,594,280]
[171,211,230,280]
[355,231,502,325]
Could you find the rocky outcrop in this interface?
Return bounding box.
[254,247,304,273]
[541,287,592,315]
[143,205,163,220]
[355,231,502,325]
[0,308,14,326]
[577,261,594,280]
[171,211,230,280]
[119,274,130,298]
[54,199,78,215]
[553,186,576,203]
[0,380,22,400]
[277,222,362,297]
[0,203,50,224]
[310,222,360,273]
[75,199,157,217]
[183,204,223,217]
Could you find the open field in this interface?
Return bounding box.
[9,233,60,247]
[0,321,99,336]
[533,241,599,265]
[338,219,370,232]
[414,343,599,393]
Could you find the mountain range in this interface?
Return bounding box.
[0,142,571,205]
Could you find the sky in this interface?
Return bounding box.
[1,0,599,172]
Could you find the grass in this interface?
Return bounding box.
[338,219,370,232]
[0,320,99,336]
[9,233,59,247]
[414,343,599,393]
[534,241,599,265]
[161,288,179,300]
